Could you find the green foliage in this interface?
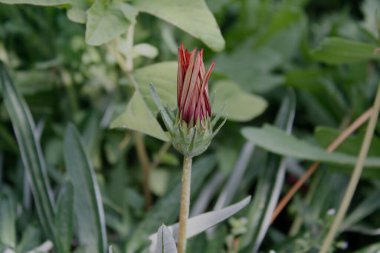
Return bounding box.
[211,80,267,121]
[242,125,380,169]
[0,63,59,251]
[242,90,296,252]
[111,91,170,141]
[55,183,74,253]
[85,1,138,46]
[1,0,380,252]
[64,124,107,253]
[0,0,70,5]
[311,37,380,64]
[135,0,225,51]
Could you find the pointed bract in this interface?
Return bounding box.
[177,44,214,127]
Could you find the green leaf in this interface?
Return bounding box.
[361,0,380,39]
[353,242,380,253]
[66,0,88,24]
[86,0,138,46]
[135,61,177,114]
[55,183,74,253]
[110,91,170,141]
[150,196,251,249]
[64,124,107,253]
[0,192,16,248]
[315,127,380,156]
[311,37,380,64]
[135,63,266,122]
[241,125,380,168]
[155,225,178,253]
[135,0,224,51]
[215,44,284,93]
[212,80,267,122]
[0,62,58,248]
[342,189,380,231]
[242,90,296,251]
[0,0,70,5]
[126,155,216,252]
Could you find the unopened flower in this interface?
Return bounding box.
[150,44,225,157]
[177,44,214,127]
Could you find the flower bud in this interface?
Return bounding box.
[150,44,225,157]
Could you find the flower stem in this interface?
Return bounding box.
[319,83,380,253]
[178,155,192,253]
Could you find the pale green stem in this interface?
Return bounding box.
[178,156,192,253]
[319,83,380,253]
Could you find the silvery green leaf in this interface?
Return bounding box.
[149,196,251,252]
[155,225,177,253]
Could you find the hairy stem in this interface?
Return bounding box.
[319,84,380,253]
[178,156,192,253]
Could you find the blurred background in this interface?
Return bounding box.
[0,0,380,252]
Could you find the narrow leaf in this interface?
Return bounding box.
[342,189,380,231]
[0,62,57,247]
[0,192,16,248]
[64,124,107,253]
[242,90,296,252]
[55,183,74,253]
[127,155,216,253]
[155,225,178,253]
[241,125,380,168]
[151,196,251,249]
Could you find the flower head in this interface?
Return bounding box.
[177,44,214,127]
[150,44,225,157]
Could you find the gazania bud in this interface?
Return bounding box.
[150,44,225,157]
[177,44,214,127]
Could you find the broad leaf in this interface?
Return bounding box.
[135,63,267,122]
[110,91,169,141]
[86,0,138,46]
[215,44,284,93]
[155,225,177,253]
[212,81,267,122]
[64,124,107,253]
[311,37,380,64]
[135,0,224,51]
[67,0,88,24]
[135,61,177,114]
[242,125,380,168]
